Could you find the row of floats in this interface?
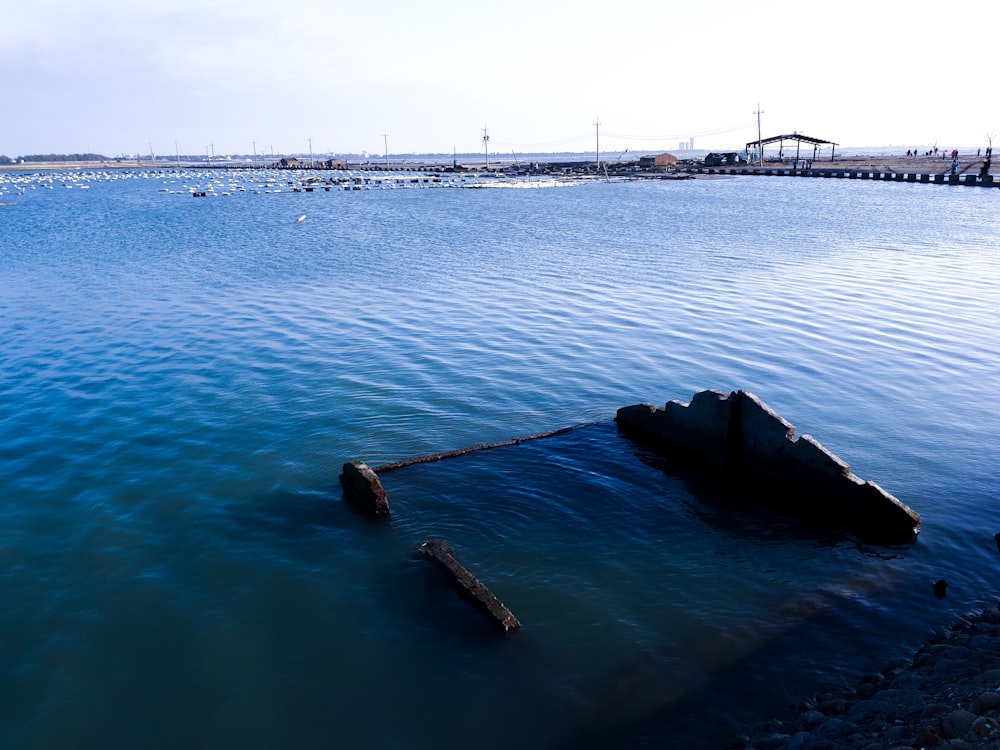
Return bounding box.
[179,170,567,196]
[0,166,579,201]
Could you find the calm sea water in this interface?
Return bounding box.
[1,169,998,749]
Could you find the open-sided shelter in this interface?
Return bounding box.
[746,133,839,162]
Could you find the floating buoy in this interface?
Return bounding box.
[296,214,306,223]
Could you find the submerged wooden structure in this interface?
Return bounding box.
[616,390,921,544]
[337,389,921,634]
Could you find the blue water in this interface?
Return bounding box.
[1,169,998,749]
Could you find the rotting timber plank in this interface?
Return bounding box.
[418,540,521,632]
[339,461,390,516]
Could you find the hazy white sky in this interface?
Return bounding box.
[3,0,997,157]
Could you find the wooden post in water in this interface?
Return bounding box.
[419,540,520,632]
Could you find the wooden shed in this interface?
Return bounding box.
[639,153,678,169]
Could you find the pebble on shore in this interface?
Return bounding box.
[735,602,1000,750]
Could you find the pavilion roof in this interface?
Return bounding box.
[747,133,838,149]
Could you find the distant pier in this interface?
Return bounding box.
[685,164,997,188]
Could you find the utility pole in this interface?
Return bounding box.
[482,125,490,170]
[308,137,313,166]
[175,140,180,168]
[753,104,764,165]
[594,117,601,167]
[383,132,389,167]
[252,140,257,167]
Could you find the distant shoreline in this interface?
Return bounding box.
[0,160,146,171]
[1,148,990,174]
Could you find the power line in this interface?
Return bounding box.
[603,120,758,141]
[492,119,760,153]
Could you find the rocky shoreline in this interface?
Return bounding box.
[735,602,1000,750]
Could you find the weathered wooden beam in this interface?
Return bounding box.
[339,461,390,517]
[418,540,520,632]
[372,424,583,474]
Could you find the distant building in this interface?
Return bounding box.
[278,157,302,168]
[639,153,678,169]
[324,158,347,169]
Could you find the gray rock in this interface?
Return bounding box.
[980,668,1000,684]
[981,609,1000,624]
[921,701,955,717]
[782,731,812,750]
[971,715,999,738]
[883,723,910,742]
[941,709,978,739]
[796,710,827,731]
[816,697,849,715]
[946,645,973,660]
[753,732,790,750]
[855,682,877,698]
[972,692,1000,714]
[970,633,996,650]
[811,717,858,737]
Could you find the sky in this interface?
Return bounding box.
[3,0,998,158]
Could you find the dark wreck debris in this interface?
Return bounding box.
[615,389,921,544]
[418,540,521,632]
[339,461,390,516]
[372,424,584,474]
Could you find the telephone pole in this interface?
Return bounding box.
[594,117,601,167]
[753,104,764,165]
[482,125,490,169]
[382,132,389,167]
